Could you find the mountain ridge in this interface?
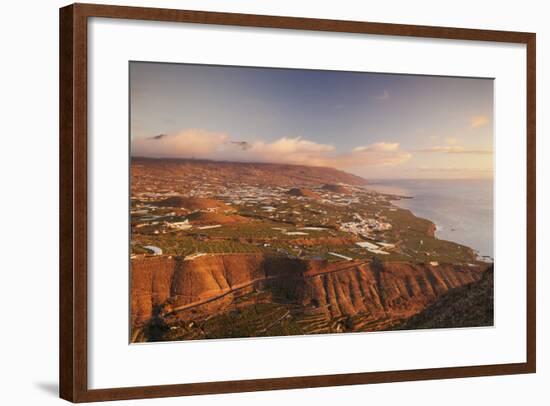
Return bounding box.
[131,156,368,187]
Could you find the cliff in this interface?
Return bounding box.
[131,254,486,340]
[130,255,175,329]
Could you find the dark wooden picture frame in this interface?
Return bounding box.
[59,3,536,402]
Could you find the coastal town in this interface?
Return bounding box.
[130,157,483,266]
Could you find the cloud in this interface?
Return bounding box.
[248,137,336,167]
[132,132,337,166]
[253,137,334,155]
[471,115,490,128]
[376,89,390,100]
[131,129,411,169]
[416,146,492,154]
[132,129,230,158]
[353,142,400,153]
[252,139,410,168]
[231,141,251,151]
[260,139,411,168]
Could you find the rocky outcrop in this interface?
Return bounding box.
[131,254,485,332]
[286,188,321,199]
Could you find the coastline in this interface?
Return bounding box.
[364,181,494,263]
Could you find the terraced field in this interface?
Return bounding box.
[132,182,480,261]
[137,288,407,342]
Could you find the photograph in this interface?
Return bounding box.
[0,0,541,403]
[129,62,494,343]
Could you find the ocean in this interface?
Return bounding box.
[364,179,494,259]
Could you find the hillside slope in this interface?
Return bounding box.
[392,265,494,330]
[131,157,368,188]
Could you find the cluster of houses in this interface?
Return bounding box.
[131,179,404,261]
[339,212,392,237]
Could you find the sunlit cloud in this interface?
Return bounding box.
[131,129,230,157]
[471,115,490,128]
[248,137,336,167]
[354,142,400,153]
[131,130,411,169]
[251,139,411,168]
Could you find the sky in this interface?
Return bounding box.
[130,62,493,179]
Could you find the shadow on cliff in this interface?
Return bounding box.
[143,305,170,342]
[261,256,308,303]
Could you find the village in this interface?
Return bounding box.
[130,165,481,267]
[129,170,406,259]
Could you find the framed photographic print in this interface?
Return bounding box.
[59,3,536,402]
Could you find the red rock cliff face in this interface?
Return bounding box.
[171,254,268,305]
[130,256,175,328]
[296,261,481,320]
[130,254,484,329]
[131,254,308,326]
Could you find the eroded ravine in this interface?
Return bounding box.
[130,253,488,342]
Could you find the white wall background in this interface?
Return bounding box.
[0,0,546,404]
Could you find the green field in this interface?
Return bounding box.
[131,188,480,265]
